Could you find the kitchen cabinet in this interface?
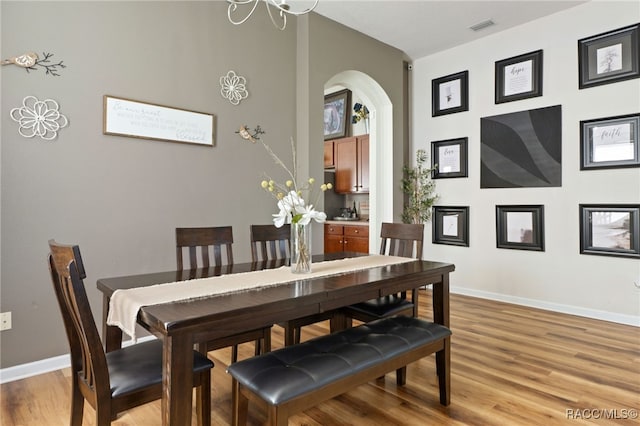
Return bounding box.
[334,135,369,193]
[324,223,369,254]
[324,141,334,168]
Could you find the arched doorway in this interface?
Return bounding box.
[325,70,393,252]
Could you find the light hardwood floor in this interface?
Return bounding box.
[1,291,638,425]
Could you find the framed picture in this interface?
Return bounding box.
[324,89,351,140]
[580,113,640,170]
[431,137,468,178]
[495,49,543,103]
[578,23,640,89]
[580,204,640,259]
[496,205,545,251]
[432,70,469,117]
[481,105,562,188]
[433,206,469,247]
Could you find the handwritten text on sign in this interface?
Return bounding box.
[103,96,214,146]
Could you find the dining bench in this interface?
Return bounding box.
[226,316,451,426]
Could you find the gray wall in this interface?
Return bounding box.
[0,2,407,369]
[304,13,407,221]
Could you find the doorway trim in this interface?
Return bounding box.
[325,70,393,252]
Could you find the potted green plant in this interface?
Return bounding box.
[401,149,438,224]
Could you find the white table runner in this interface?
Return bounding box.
[107,255,414,340]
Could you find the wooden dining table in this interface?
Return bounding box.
[97,253,455,426]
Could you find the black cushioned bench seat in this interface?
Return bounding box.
[226,316,451,426]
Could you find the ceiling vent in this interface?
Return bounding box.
[470,19,495,32]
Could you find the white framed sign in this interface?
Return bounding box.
[103,95,215,146]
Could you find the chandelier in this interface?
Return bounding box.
[227,0,319,30]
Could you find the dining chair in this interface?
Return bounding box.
[176,226,271,362]
[341,222,425,323]
[249,223,291,261]
[249,223,335,346]
[48,240,213,426]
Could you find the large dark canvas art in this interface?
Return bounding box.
[481,105,562,188]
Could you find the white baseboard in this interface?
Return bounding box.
[0,353,72,384]
[451,285,640,327]
[0,336,155,385]
[2,292,638,384]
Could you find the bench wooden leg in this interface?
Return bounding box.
[436,337,451,406]
[396,366,407,386]
[231,379,248,426]
[267,405,288,426]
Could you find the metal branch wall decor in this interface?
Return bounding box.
[10,96,69,140]
[1,52,66,76]
[220,70,248,105]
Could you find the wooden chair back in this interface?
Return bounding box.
[48,240,111,418]
[176,226,234,269]
[249,224,291,262]
[379,222,424,259]
[48,240,213,425]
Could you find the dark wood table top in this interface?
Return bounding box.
[98,253,454,338]
[97,252,455,426]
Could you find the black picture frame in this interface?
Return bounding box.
[495,49,543,104]
[432,70,469,117]
[431,137,468,178]
[496,205,545,251]
[324,89,351,140]
[580,113,640,170]
[578,23,640,89]
[579,204,640,259]
[433,206,469,247]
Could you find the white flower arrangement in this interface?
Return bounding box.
[238,125,331,273]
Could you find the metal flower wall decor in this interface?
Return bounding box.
[220,70,248,105]
[10,96,69,140]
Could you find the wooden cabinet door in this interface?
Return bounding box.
[344,236,369,253]
[324,234,344,253]
[357,135,369,193]
[333,135,369,194]
[324,224,344,253]
[343,225,369,253]
[334,137,357,193]
[324,141,334,168]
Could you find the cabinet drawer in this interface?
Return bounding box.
[344,225,368,238]
[325,224,344,235]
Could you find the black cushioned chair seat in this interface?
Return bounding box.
[107,339,214,398]
[344,294,414,318]
[226,316,451,405]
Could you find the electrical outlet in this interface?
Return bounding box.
[0,312,12,331]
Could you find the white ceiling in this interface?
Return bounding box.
[312,0,587,60]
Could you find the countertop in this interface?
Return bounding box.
[324,219,369,226]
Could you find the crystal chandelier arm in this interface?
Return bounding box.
[227,0,261,26]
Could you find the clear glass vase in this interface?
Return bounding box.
[291,222,312,273]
